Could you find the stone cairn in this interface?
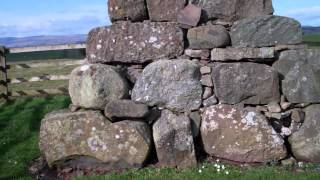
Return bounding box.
[39,0,320,176]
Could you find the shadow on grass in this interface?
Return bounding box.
[0,95,70,179]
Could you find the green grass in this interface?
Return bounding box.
[0,96,71,179]
[76,163,320,180]
[1,96,320,180]
[303,34,320,48]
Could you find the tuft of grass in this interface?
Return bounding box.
[0,95,71,179]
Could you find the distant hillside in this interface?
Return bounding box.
[0,34,87,48]
[302,26,320,35]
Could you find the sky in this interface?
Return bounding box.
[0,0,319,38]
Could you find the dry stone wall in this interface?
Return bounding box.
[39,0,320,175]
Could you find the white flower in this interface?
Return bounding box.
[222,165,225,170]
[298,162,303,168]
[199,169,202,173]
[202,165,205,169]
[216,159,220,162]
[225,171,229,175]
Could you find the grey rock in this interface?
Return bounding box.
[203,95,218,107]
[201,74,213,87]
[289,105,320,162]
[256,105,268,112]
[211,47,275,61]
[126,65,143,84]
[212,62,280,105]
[273,49,320,103]
[200,66,211,74]
[187,25,230,49]
[104,100,149,121]
[153,110,197,168]
[87,22,184,64]
[265,111,291,120]
[280,95,292,110]
[231,15,302,48]
[177,4,202,28]
[147,0,186,22]
[290,109,305,123]
[202,87,213,100]
[274,44,308,52]
[39,110,151,168]
[281,157,297,167]
[201,105,287,162]
[267,102,282,113]
[190,0,274,22]
[189,111,202,138]
[108,0,148,22]
[132,59,202,112]
[69,64,129,110]
[185,49,210,59]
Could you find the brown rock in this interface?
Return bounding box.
[147,0,186,22]
[87,21,184,64]
[201,104,287,162]
[185,49,210,59]
[267,102,282,113]
[177,4,201,28]
[108,0,148,22]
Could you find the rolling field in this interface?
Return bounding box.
[303,34,320,48]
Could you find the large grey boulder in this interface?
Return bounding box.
[108,0,148,22]
[187,25,230,49]
[273,49,320,103]
[289,105,320,162]
[39,110,151,168]
[231,15,302,47]
[201,105,287,162]
[153,110,197,168]
[132,59,202,112]
[211,47,275,62]
[87,22,184,64]
[212,62,280,105]
[146,0,186,22]
[190,0,274,22]
[69,64,129,110]
[105,100,150,121]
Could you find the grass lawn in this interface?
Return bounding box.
[303,34,320,48]
[1,96,320,180]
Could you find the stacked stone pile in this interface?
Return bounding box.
[39,0,320,174]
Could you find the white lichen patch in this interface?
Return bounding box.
[115,134,120,139]
[80,64,91,72]
[241,111,258,127]
[96,44,102,50]
[149,36,158,43]
[87,136,107,152]
[129,146,138,155]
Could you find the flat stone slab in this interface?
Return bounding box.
[108,0,148,22]
[212,62,280,105]
[231,15,302,47]
[87,21,184,64]
[273,49,320,103]
[147,0,186,22]
[211,47,275,61]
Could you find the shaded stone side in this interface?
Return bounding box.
[147,0,186,22]
[108,0,148,22]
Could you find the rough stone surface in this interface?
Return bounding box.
[289,105,320,162]
[211,47,275,61]
[147,0,186,22]
[267,102,282,113]
[108,0,148,22]
[200,66,211,74]
[132,59,202,112]
[273,49,320,103]
[212,62,280,105]
[201,105,287,162]
[187,25,230,49]
[87,22,184,64]
[201,74,213,87]
[231,15,302,48]
[203,95,218,107]
[153,110,197,168]
[105,100,149,121]
[126,66,143,84]
[190,0,274,22]
[69,64,129,110]
[202,87,213,100]
[185,49,210,59]
[39,110,151,168]
[177,4,201,28]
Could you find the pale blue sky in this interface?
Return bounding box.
[0,0,319,37]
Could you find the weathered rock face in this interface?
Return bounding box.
[132,59,202,112]
[187,25,230,49]
[211,47,275,62]
[289,105,320,162]
[105,100,150,121]
[201,105,287,162]
[108,0,148,22]
[177,4,202,28]
[231,15,302,47]
[87,22,184,64]
[273,49,320,103]
[39,110,151,168]
[69,64,129,110]
[147,0,186,22]
[153,110,197,168]
[212,62,280,105]
[190,0,274,22]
